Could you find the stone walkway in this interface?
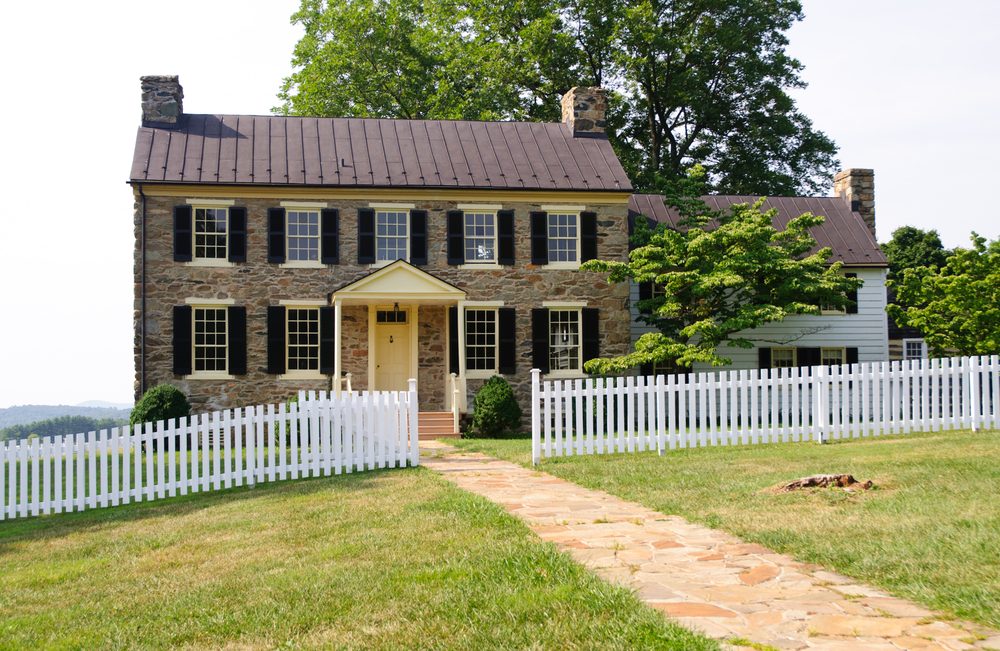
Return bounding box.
[421,442,1000,651]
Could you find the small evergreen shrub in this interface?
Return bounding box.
[130,384,191,428]
[467,376,523,438]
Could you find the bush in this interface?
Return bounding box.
[467,376,523,438]
[130,384,191,428]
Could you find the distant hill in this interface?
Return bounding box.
[1,414,131,442]
[0,405,132,430]
[77,400,134,409]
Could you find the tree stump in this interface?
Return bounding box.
[774,474,873,492]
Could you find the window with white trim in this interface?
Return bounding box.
[904,338,927,360]
[771,348,796,368]
[194,207,228,260]
[376,210,408,262]
[286,307,320,372]
[547,213,579,263]
[193,307,228,373]
[465,309,497,372]
[549,309,581,371]
[821,347,845,366]
[464,212,496,262]
[287,210,320,262]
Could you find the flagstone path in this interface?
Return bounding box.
[421,441,1000,651]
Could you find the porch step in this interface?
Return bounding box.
[419,411,460,440]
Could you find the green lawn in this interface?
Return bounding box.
[0,467,716,650]
[455,430,1000,629]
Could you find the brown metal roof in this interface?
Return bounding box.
[130,114,633,192]
[629,194,887,267]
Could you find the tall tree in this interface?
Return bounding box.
[278,0,838,195]
[881,226,950,280]
[888,234,1000,356]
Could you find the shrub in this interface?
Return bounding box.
[130,384,191,428]
[467,376,523,438]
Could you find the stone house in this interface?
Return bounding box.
[130,76,633,416]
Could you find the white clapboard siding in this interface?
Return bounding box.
[531,355,1000,464]
[0,382,419,521]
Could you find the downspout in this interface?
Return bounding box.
[138,183,147,397]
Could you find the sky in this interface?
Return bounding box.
[0,0,996,408]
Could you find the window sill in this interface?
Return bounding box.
[820,310,848,316]
[465,370,500,380]
[369,259,408,269]
[545,370,586,380]
[186,372,235,380]
[544,262,581,270]
[459,263,503,270]
[186,259,236,268]
[280,261,326,269]
[278,372,327,381]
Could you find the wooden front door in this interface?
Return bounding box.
[374,309,412,391]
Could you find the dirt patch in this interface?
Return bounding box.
[766,474,874,494]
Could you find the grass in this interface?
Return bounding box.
[454,429,1000,629]
[0,467,717,650]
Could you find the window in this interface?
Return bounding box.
[193,307,228,373]
[549,309,581,371]
[821,302,846,315]
[194,207,228,260]
[547,213,579,263]
[821,347,845,366]
[466,309,497,372]
[771,348,796,368]
[376,210,408,262]
[287,210,320,262]
[904,338,927,360]
[464,212,496,262]
[286,308,320,372]
[376,309,407,324]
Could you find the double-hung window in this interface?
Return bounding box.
[549,309,581,371]
[465,309,498,373]
[376,210,409,262]
[194,207,228,260]
[286,307,320,373]
[193,307,228,373]
[464,212,496,263]
[287,210,320,262]
[771,348,796,369]
[821,347,845,366]
[547,213,579,264]
[903,338,927,360]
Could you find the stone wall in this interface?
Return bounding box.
[135,192,631,417]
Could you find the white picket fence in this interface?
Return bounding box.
[0,383,419,521]
[530,356,1000,464]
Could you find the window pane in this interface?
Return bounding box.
[547,213,578,263]
[376,211,408,262]
[464,212,496,262]
[465,309,497,371]
[194,207,228,259]
[771,349,795,368]
[193,307,228,373]
[549,310,580,371]
[287,211,320,261]
[287,308,320,371]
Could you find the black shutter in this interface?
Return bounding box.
[267,306,286,374]
[758,347,772,369]
[172,305,192,375]
[639,364,654,377]
[448,306,459,374]
[319,306,336,374]
[321,209,340,264]
[173,205,192,262]
[580,211,598,262]
[267,208,286,264]
[446,210,464,265]
[582,308,599,367]
[531,308,550,373]
[228,306,247,375]
[530,211,548,265]
[498,307,516,374]
[228,207,247,263]
[497,210,515,265]
[358,208,375,264]
[638,282,653,314]
[845,272,859,314]
[846,347,859,365]
[410,209,428,265]
[798,347,820,368]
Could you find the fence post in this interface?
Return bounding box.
[408,378,419,466]
[815,365,827,444]
[969,356,980,432]
[531,369,541,466]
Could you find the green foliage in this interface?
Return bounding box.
[468,376,523,439]
[279,0,837,195]
[888,234,1000,356]
[0,415,128,442]
[881,226,950,280]
[130,384,191,428]
[582,187,859,373]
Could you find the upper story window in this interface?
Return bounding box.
[547,213,579,263]
[549,309,581,371]
[376,210,409,262]
[194,207,228,260]
[464,212,496,263]
[287,210,320,262]
[771,348,796,368]
[286,307,320,373]
[193,306,228,373]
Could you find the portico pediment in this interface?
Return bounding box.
[331,260,466,304]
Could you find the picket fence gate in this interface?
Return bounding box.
[530,355,1000,464]
[0,383,419,521]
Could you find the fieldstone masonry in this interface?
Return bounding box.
[140,75,184,125]
[135,194,631,415]
[834,168,876,240]
[561,86,608,135]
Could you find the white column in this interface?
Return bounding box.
[457,300,467,380]
[333,299,343,395]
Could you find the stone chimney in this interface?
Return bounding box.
[834,168,876,240]
[561,87,607,137]
[141,75,184,125]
